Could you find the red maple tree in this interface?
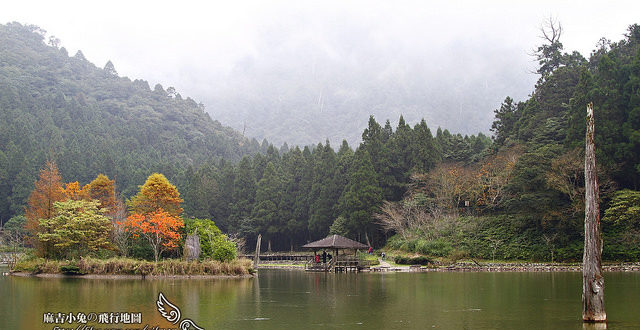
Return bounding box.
[121,209,184,262]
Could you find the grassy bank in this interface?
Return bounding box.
[383,214,640,263]
[12,256,254,276]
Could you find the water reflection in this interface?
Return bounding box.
[1,269,639,329]
[0,271,253,329]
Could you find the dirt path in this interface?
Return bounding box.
[378,258,392,268]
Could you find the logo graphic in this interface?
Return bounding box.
[156,292,204,330]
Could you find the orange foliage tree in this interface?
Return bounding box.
[88,174,117,212]
[121,209,184,262]
[124,173,184,261]
[62,181,90,201]
[25,160,65,257]
[86,174,129,255]
[128,173,183,216]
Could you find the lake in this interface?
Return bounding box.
[2,267,640,329]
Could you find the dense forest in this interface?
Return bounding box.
[181,22,640,260]
[2,22,640,261]
[0,22,268,223]
[180,117,491,251]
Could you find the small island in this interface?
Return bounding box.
[4,169,253,278]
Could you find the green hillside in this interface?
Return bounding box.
[3,21,640,262]
[0,22,263,222]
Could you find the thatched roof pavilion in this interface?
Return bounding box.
[302,234,368,250]
[302,235,370,272]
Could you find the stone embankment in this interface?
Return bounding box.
[256,260,640,272]
[419,262,640,272]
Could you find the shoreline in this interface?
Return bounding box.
[9,271,255,279]
[418,264,640,272]
[256,262,640,272]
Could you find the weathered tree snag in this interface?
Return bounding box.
[254,234,262,269]
[183,231,201,261]
[583,103,606,323]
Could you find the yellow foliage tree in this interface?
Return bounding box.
[128,173,183,216]
[88,174,117,212]
[62,181,90,201]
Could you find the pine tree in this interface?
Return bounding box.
[230,157,255,234]
[384,116,412,201]
[308,141,340,239]
[360,115,394,199]
[213,161,235,231]
[335,140,354,192]
[337,150,382,243]
[491,97,518,146]
[361,116,385,172]
[252,153,267,182]
[279,147,309,249]
[0,150,10,222]
[182,166,214,219]
[411,119,440,172]
[252,162,283,249]
[103,60,118,76]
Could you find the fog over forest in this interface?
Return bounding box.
[2,1,639,146]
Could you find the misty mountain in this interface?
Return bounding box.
[202,24,538,146]
[0,22,262,219]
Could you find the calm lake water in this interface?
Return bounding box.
[2,267,640,329]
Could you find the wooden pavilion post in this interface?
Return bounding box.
[583,103,606,323]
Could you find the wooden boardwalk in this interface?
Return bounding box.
[240,252,372,273]
[241,254,315,262]
[305,258,371,272]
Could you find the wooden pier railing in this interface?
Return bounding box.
[240,254,315,262]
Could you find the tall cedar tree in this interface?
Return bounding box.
[230,157,256,235]
[411,119,440,172]
[280,147,311,249]
[360,116,392,197]
[183,165,220,220]
[308,141,340,239]
[251,162,282,249]
[337,150,383,243]
[490,97,518,146]
[25,160,65,256]
[212,161,235,231]
[387,116,412,200]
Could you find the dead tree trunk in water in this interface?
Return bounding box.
[583,103,606,323]
[254,234,262,269]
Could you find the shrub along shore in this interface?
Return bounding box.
[10,256,254,278]
[404,263,640,273]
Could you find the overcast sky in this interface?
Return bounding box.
[2,0,640,144]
